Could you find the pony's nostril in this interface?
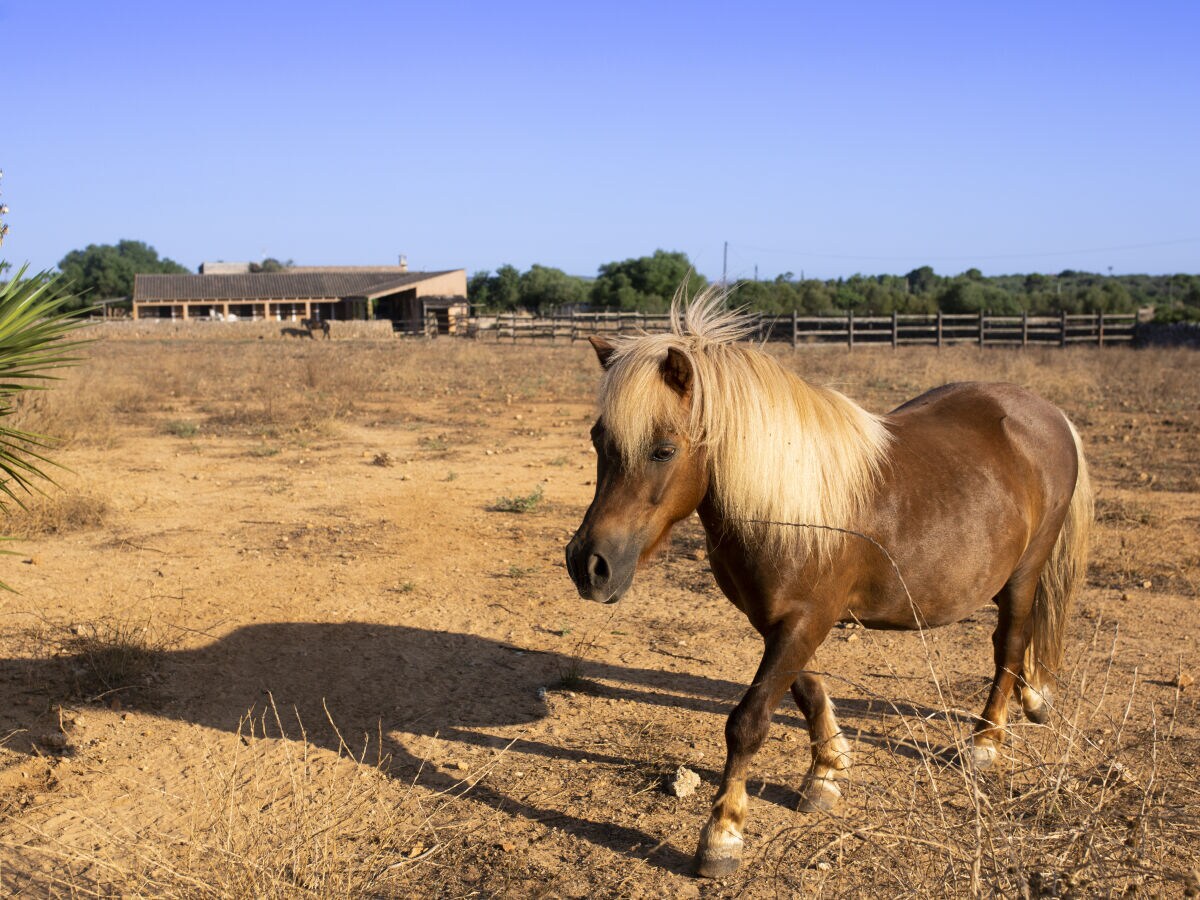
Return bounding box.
[587,553,610,585]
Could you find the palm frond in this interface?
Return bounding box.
[0,265,91,511]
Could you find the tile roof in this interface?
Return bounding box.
[134,271,458,302]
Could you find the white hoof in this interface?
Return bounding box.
[694,828,744,878]
[799,776,842,813]
[1021,685,1051,724]
[970,743,997,769]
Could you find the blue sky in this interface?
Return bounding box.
[2,1,1197,281]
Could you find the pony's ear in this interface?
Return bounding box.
[660,347,693,397]
[588,335,617,370]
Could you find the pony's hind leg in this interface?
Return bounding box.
[972,570,1039,768]
[791,673,851,812]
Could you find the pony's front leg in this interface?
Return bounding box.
[694,620,821,878]
[792,672,851,812]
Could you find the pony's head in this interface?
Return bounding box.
[565,288,754,603]
[566,335,707,602]
[565,286,892,604]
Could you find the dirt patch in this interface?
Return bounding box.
[0,339,1195,896]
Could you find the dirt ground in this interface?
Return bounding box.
[0,334,1195,897]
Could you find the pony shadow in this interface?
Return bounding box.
[1,623,749,873]
[0,623,974,873]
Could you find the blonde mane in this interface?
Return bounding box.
[597,286,892,561]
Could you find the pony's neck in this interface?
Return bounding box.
[701,357,890,561]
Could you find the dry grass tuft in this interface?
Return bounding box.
[489,485,545,514]
[17,616,179,702]
[2,489,109,538]
[3,699,496,898]
[743,623,1199,898]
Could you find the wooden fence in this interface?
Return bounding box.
[453,310,1136,348]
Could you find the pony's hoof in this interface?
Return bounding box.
[969,743,997,769]
[1023,702,1050,725]
[798,777,842,813]
[694,851,742,879]
[694,831,743,878]
[1021,686,1052,724]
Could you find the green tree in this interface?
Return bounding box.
[518,264,586,313]
[490,265,522,309]
[467,270,493,308]
[57,240,188,307]
[591,250,706,311]
[905,265,938,295]
[467,265,522,310]
[249,257,291,273]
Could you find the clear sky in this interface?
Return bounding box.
[3,1,1197,281]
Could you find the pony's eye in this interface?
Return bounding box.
[651,445,677,463]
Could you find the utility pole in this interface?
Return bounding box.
[754,264,758,282]
[722,241,728,285]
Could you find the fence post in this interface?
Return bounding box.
[936,310,943,348]
[848,310,854,350]
[1060,310,1067,347]
[1097,312,1105,347]
[1022,311,1028,348]
[979,311,986,348]
[891,311,898,349]
[791,309,798,350]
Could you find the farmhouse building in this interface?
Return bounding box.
[132,266,468,333]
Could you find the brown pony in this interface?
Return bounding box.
[565,289,1092,878]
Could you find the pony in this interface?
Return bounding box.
[300,317,331,339]
[565,288,1092,878]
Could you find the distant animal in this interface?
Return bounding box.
[300,317,331,339]
[565,288,1092,878]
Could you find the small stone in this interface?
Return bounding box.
[691,548,707,561]
[846,633,860,643]
[816,861,832,872]
[1141,579,1152,589]
[1176,672,1195,691]
[666,765,701,798]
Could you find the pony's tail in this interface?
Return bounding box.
[1023,420,1093,717]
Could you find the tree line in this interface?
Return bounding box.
[31,241,1200,322]
[471,252,1200,321]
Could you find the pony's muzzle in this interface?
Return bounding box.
[586,552,610,585]
[565,534,635,603]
